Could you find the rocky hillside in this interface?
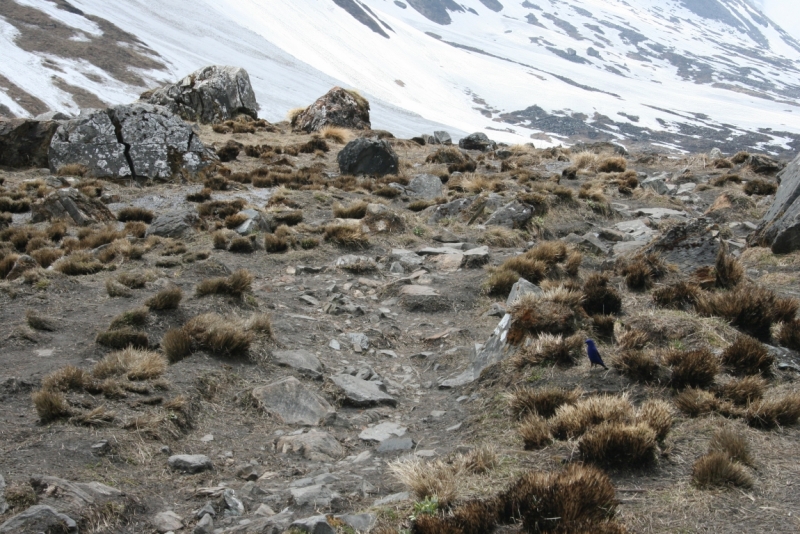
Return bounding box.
[1,69,800,533]
[1,0,800,152]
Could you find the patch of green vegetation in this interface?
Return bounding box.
[411,496,439,521]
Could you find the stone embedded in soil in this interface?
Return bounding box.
[146,209,198,238]
[334,254,377,271]
[462,246,490,267]
[168,454,213,474]
[152,510,184,533]
[564,232,609,255]
[459,132,497,151]
[399,284,450,312]
[331,374,397,407]
[277,430,345,462]
[337,137,398,176]
[272,349,323,379]
[194,513,214,534]
[377,437,415,452]
[506,277,542,306]
[484,200,535,229]
[426,196,475,224]
[31,188,116,226]
[407,173,445,199]
[0,505,78,534]
[290,514,336,534]
[359,421,407,442]
[290,486,341,508]
[251,377,335,426]
[336,514,377,532]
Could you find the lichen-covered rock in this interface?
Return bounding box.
[337,138,398,176]
[31,188,116,226]
[0,118,59,168]
[48,104,213,180]
[293,87,370,133]
[458,132,497,151]
[143,65,259,124]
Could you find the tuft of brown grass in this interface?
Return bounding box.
[653,281,701,309]
[519,415,553,450]
[92,347,167,381]
[228,236,255,253]
[53,252,103,276]
[105,279,132,298]
[695,283,798,340]
[582,274,622,316]
[109,307,149,330]
[264,233,289,253]
[507,288,586,344]
[184,313,253,356]
[118,271,147,289]
[95,328,149,350]
[717,376,766,406]
[146,286,183,310]
[745,393,800,429]
[320,125,351,144]
[514,333,584,368]
[41,365,91,392]
[324,224,369,248]
[744,178,777,196]
[213,230,231,250]
[565,251,582,277]
[458,444,499,474]
[501,256,547,285]
[224,212,248,229]
[612,350,660,383]
[30,247,64,268]
[26,309,57,331]
[333,201,368,219]
[484,268,520,297]
[550,394,635,439]
[161,328,192,363]
[117,207,154,223]
[579,422,657,466]
[508,386,581,419]
[776,319,800,351]
[692,452,753,488]
[597,157,627,173]
[675,388,720,417]
[709,427,753,466]
[389,456,461,507]
[32,389,71,421]
[57,163,89,177]
[715,247,744,289]
[720,334,773,375]
[196,269,253,298]
[636,399,673,441]
[70,406,116,427]
[187,188,212,203]
[665,348,719,388]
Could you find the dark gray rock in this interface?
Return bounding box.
[145,210,197,238]
[407,174,445,199]
[272,350,323,379]
[290,515,336,534]
[506,277,542,307]
[251,377,335,426]
[293,87,370,132]
[427,197,475,224]
[331,374,397,407]
[0,505,77,533]
[337,138,398,176]
[641,175,669,195]
[194,513,214,534]
[644,217,720,271]
[458,132,496,151]
[564,232,610,255]
[49,104,213,180]
[144,66,259,123]
[0,475,6,515]
[750,154,800,253]
[0,118,59,168]
[433,131,452,145]
[748,154,784,174]
[485,201,534,229]
[29,475,125,519]
[31,188,115,226]
[168,454,213,474]
[462,246,490,267]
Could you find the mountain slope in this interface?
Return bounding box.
[1,0,798,154]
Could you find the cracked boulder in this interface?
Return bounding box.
[31,188,115,226]
[48,104,214,180]
[142,65,259,124]
[292,86,371,132]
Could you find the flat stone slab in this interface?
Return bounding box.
[377,437,415,452]
[278,431,345,462]
[359,421,408,442]
[252,377,335,426]
[272,350,323,379]
[0,505,77,534]
[331,374,397,407]
[290,486,340,508]
[168,454,213,474]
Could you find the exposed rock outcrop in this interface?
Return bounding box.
[48,104,214,180]
[337,138,398,176]
[750,154,800,253]
[142,65,259,124]
[458,132,497,151]
[31,188,116,226]
[0,118,59,168]
[293,87,371,133]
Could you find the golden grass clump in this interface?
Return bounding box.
[514,333,584,368]
[675,388,720,417]
[612,350,660,383]
[720,334,774,375]
[484,268,520,297]
[32,389,71,422]
[264,233,289,253]
[636,399,673,441]
[95,327,149,350]
[161,328,192,363]
[715,247,744,289]
[109,307,149,330]
[745,393,800,429]
[550,394,635,439]
[117,207,154,223]
[333,201,369,219]
[30,247,64,268]
[572,151,599,170]
[41,365,91,392]
[507,288,586,344]
[692,452,753,489]
[459,444,499,474]
[519,414,553,450]
[708,427,753,466]
[389,456,461,507]
[324,223,369,248]
[717,376,766,405]
[579,422,657,466]
[618,253,671,290]
[319,125,351,144]
[665,348,719,388]
[92,347,167,381]
[614,326,650,351]
[582,273,622,316]
[229,236,256,253]
[70,406,117,427]
[508,386,581,419]
[500,256,547,285]
[184,313,254,356]
[196,269,253,298]
[146,286,183,310]
[695,283,798,340]
[53,252,103,276]
[652,281,701,309]
[597,157,627,173]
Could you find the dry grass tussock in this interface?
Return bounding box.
[53,252,103,276]
[145,286,183,310]
[196,269,253,298]
[324,223,369,248]
[507,386,581,419]
[612,350,660,382]
[92,348,168,381]
[162,328,192,363]
[333,201,368,219]
[116,206,154,223]
[636,399,673,441]
[26,309,57,331]
[457,444,499,475]
[389,456,461,507]
[744,392,800,429]
[319,125,351,144]
[108,306,149,330]
[182,312,270,357]
[507,287,586,345]
[582,273,622,316]
[720,334,773,375]
[519,414,552,450]
[572,151,599,170]
[579,422,657,466]
[664,348,719,388]
[692,452,753,489]
[550,394,635,439]
[95,327,149,350]
[513,332,584,368]
[717,376,766,405]
[708,427,753,466]
[32,389,71,421]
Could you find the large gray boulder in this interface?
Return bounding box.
[459,132,497,151]
[337,138,398,176]
[31,188,116,226]
[292,86,370,132]
[168,454,213,474]
[485,201,534,229]
[272,349,323,379]
[145,210,198,238]
[49,104,213,180]
[251,377,335,426]
[750,155,800,253]
[0,118,59,168]
[277,430,345,462]
[408,174,445,199]
[0,505,77,533]
[143,66,259,124]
